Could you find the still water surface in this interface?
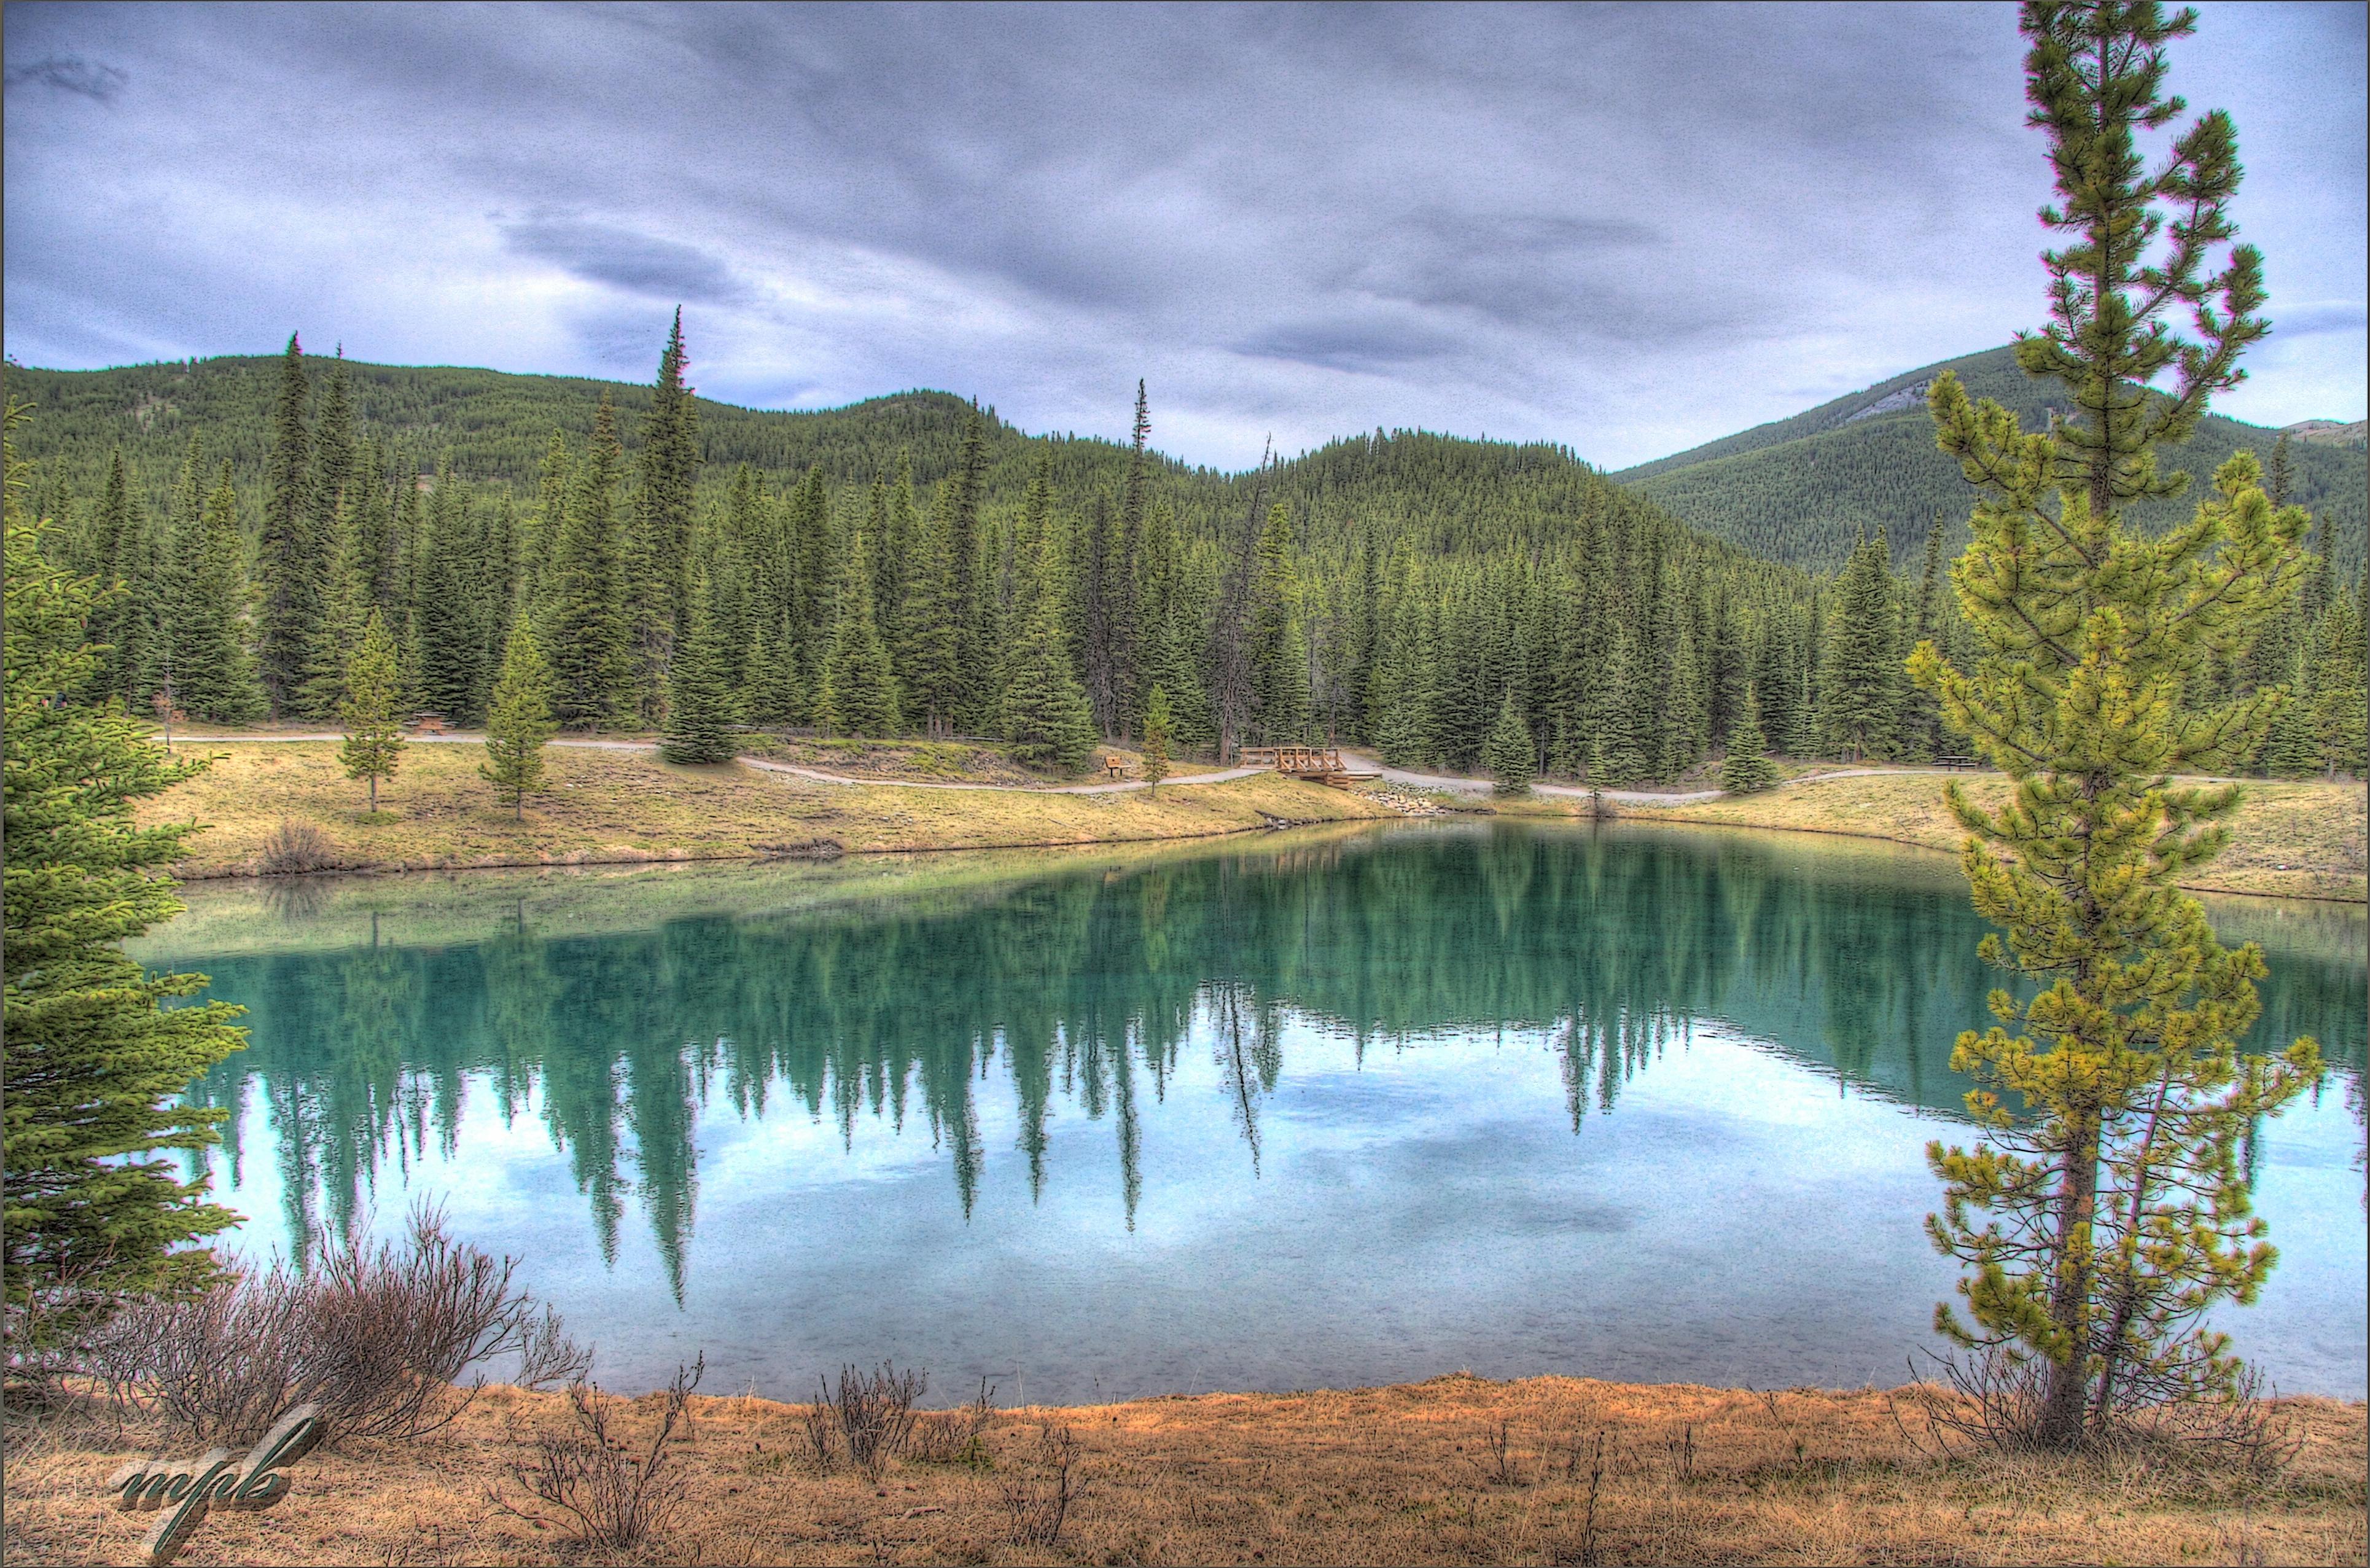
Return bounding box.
[139,822,2368,1402]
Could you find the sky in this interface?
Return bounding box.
[4,1,2363,472]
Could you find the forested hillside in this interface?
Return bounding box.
[1618,345,2368,577]
[6,327,2361,786]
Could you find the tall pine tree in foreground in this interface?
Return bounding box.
[481,622,557,816]
[4,399,247,1360]
[339,610,405,813]
[1910,0,2319,1449]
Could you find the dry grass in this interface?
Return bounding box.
[6,1374,2361,1566]
[138,744,1394,879]
[1514,770,2368,902]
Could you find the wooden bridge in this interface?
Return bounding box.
[1239,745,1381,789]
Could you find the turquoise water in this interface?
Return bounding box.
[146,822,2368,1402]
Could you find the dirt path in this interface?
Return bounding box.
[1336,749,1987,805]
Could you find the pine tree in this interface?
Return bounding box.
[660,595,739,764]
[1485,692,1535,795]
[1140,685,1174,794]
[817,523,903,738]
[480,621,556,816]
[1718,682,1782,793]
[631,310,701,723]
[82,450,150,707]
[1248,502,1310,744]
[338,610,405,813]
[1910,1,2320,1449]
[2306,586,2367,777]
[746,611,805,730]
[4,400,247,1346]
[1000,523,1098,772]
[545,403,633,728]
[175,462,265,722]
[897,489,961,737]
[1817,531,1900,760]
[413,459,488,724]
[255,333,316,717]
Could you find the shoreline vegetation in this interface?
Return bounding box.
[138,733,2366,902]
[7,1373,2363,1566]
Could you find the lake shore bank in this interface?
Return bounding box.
[9,1373,2363,1566]
[140,737,2365,902]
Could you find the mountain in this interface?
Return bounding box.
[2286,418,2368,450]
[1616,345,2368,577]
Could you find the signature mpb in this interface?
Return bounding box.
[107,1403,322,1566]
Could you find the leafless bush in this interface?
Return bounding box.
[906,1378,997,1465]
[260,818,339,875]
[1910,1349,2301,1473]
[819,1361,926,1480]
[998,1422,1084,1548]
[493,1355,703,1553]
[92,1204,587,1445]
[798,1398,839,1473]
[1465,1418,1524,1485]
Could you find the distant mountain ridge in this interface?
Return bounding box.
[1616,345,2368,577]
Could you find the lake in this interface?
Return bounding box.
[138,821,2368,1403]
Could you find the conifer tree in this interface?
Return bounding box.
[175,462,265,722]
[545,402,633,727]
[2306,587,2366,777]
[1140,684,1174,794]
[1910,0,2320,1448]
[82,450,150,707]
[480,622,556,816]
[631,310,700,722]
[255,333,316,717]
[1718,682,1782,793]
[898,490,961,737]
[1247,502,1310,744]
[338,610,405,813]
[1817,532,1900,760]
[1000,523,1098,772]
[660,594,739,764]
[945,405,992,730]
[1486,692,1535,794]
[4,400,248,1344]
[817,523,903,738]
[413,459,488,724]
[746,611,805,730]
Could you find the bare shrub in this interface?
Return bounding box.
[259,818,339,875]
[1912,1349,2301,1472]
[820,1362,925,1480]
[1465,1418,1524,1485]
[494,1355,703,1553]
[93,1204,587,1445]
[999,1421,1084,1548]
[906,1378,997,1466]
[798,1398,839,1473]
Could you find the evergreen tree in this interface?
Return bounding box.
[175,462,265,722]
[1899,523,1948,760]
[1911,1,2320,1448]
[897,488,961,736]
[480,621,556,816]
[255,333,316,717]
[1140,684,1174,794]
[1000,523,1098,772]
[945,405,992,730]
[1485,692,1535,794]
[82,450,152,707]
[4,400,247,1348]
[413,459,488,724]
[817,523,903,738]
[746,610,805,730]
[631,310,700,722]
[2306,586,2367,777]
[545,404,633,727]
[1718,682,1782,793]
[660,595,739,764]
[1817,531,1900,760]
[338,610,405,813]
[1247,502,1311,744]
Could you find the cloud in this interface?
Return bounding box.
[2,2,2361,467]
[4,53,127,102]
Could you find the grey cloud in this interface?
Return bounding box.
[503,219,752,306]
[5,53,127,101]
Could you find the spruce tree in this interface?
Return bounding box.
[1718,682,1782,793]
[255,333,316,717]
[338,610,405,814]
[175,462,265,722]
[817,524,903,738]
[1910,0,2320,1448]
[4,401,247,1349]
[1485,692,1535,794]
[545,403,633,727]
[1247,502,1311,744]
[480,621,556,816]
[898,491,961,737]
[660,596,739,764]
[2306,587,2367,777]
[1817,532,1900,761]
[1140,684,1174,794]
[631,310,700,722]
[1000,524,1098,772]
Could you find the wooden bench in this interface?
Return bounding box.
[1938,754,1976,771]
[1103,756,1126,781]
[411,711,451,736]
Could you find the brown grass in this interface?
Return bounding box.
[6,1375,2361,1566]
[1511,770,2369,903]
[139,744,1394,879]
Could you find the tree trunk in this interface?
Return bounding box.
[2037,1114,2102,1445]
